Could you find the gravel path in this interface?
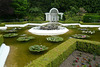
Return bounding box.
[59,50,100,67]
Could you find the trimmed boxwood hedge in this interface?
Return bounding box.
[76,39,100,55]
[83,15,100,22]
[25,38,100,67]
[0,35,4,46]
[25,38,76,67]
[59,21,80,23]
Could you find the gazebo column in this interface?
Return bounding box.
[61,14,63,19]
[46,14,47,21]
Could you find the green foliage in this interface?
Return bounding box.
[3,33,18,38]
[72,34,90,39]
[82,30,95,34]
[59,21,80,23]
[4,29,17,33]
[27,21,47,23]
[17,36,35,42]
[29,45,48,52]
[11,0,28,18]
[47,36,64,42]
[4,22,27,24]
[67,25,78,29]
[76,39,100,55]
[83,14,100,22]
[0,23,5,26]
[0,35,4,46]
[28,7,44,21]
[25,38,76,67]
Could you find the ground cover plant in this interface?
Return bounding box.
[17,36,35,42]
[3,33,18,38]
[71,34,90,39]
[4,29,17,33]
[82,30,95,34]
[47,36,64,42]
[29,45,48,52]
[0,25,100,67]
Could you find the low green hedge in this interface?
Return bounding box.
[0,35,4,46]
[25,38,100,67]
[0,23,5,26]
[59,21,80,23]
[76,39,100,55]
[81,23,100,25]
[83,15,100,22]
[25,38,76,67]
[27,21,48,23]
[4,22,27,24]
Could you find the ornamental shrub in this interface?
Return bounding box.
[4,29,17,33]
[47,36,63,42]
[3,33,18,38]
[72,34,90,39]
[83,15,100,22]
[29,45,48,52]
[17,36,35,42]
[82,30,95,34]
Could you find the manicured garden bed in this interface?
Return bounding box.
[59,50,100,67]
[0,24,100,67]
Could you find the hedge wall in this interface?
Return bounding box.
[76,39,100,55]
[83,15,100,22]
[25,38,76,67]
[27,21,48,23]
[59,21,80,23]
[0,35,4,46]
[25,38,100,67]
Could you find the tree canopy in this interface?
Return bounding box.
[0,0,100,20]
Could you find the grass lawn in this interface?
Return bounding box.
[0,25,100,67]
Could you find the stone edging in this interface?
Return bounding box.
[0,23,100,30]
[0,43,10,67]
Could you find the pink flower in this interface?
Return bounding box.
[40,48,42,50]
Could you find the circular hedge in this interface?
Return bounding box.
[47,36,63,42]
[29,45,48,52]
[72,34,90,39]
[17,36,35,42]
[82,30,95,34]
[3,33,18,38]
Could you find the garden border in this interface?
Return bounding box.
[0,23,100,30]
[0,35,10,67]
[25,38,100,67]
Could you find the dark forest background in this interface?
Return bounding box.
[0,0,100,21]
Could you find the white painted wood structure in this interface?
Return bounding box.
[45,8,63,22]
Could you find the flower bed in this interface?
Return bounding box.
[47,36,63,42]
[17,36,35,42]
[4,29,17,33]
[78,28,89,31]
[82,30,95,34]
[29,45,48,52]
[72,34,90,39]
[3,33,18,38]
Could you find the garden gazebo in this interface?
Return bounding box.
[45,8,63,22]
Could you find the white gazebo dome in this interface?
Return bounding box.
[45,8,63,22]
